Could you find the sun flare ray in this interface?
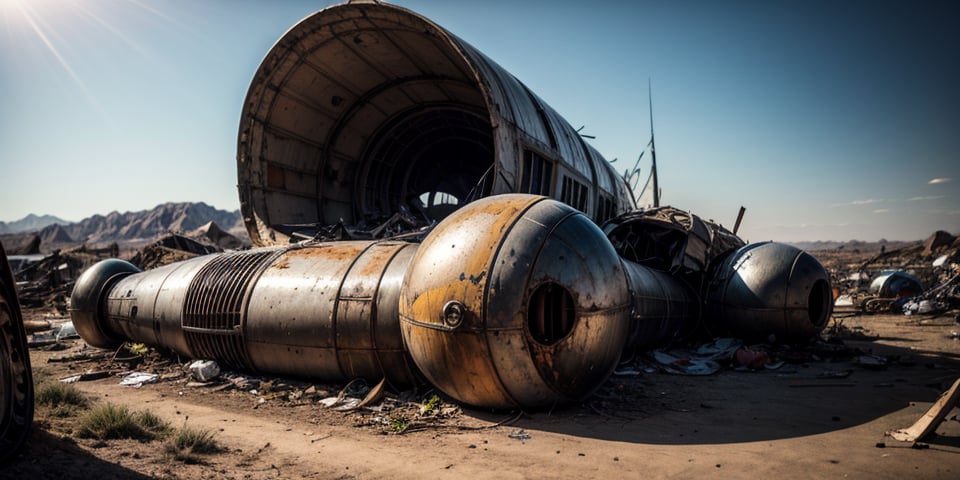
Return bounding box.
[6,0,108,117]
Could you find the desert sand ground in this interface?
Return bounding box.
[4,309,960,479]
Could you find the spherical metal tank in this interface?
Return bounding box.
[399,194,632,409]
[868,270,923,298]
[704,242,832,342]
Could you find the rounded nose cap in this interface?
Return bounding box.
[707,242,832,342]
[70,259,141,349]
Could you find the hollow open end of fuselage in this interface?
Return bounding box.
[237,4,495,245]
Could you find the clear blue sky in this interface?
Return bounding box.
[1,0,957,242]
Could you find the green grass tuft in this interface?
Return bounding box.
[35,381,88,408]
[77,403,155,441]
[420,394,441,416]
[389,414,411,434]
[128,343,149,355]
[166,425,223,462]
[136,410,172,436]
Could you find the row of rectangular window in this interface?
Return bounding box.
[521,149,617,222]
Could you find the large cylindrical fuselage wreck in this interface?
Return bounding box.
[71,2,832,409]
[236,2,634,246]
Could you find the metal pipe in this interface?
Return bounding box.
[621,259,699,352]
[733,206,746,235]
[70,197,832,409]
[71,241,422,388]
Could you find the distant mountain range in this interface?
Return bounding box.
[0,202,249,253]
[1,204,946,256]
[787,239,921,253]
[0,214,72,235]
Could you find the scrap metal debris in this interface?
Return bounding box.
[10,230,241,325]
[119,372,160,388]
[13,247,110,310]
[825,230,960,315]
[508,429,532,442]
[188,359,221,382]
[902,269,960,316]
[633,337,860,376]
[650,350,722,376]
[130,233,221,270]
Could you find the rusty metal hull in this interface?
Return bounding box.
[70,198,831,409]
[604,207,831,343]
[705,242,833,342]
[71,242,422,388]
[71,196,713,409]
[238,2,634,246]
[399,195,632,409]
[1,242,33,462]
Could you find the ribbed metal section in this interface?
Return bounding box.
[183,249,282,370]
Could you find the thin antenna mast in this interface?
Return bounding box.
[648,79,660,208]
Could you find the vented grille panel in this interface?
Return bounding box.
[183,250,281,370]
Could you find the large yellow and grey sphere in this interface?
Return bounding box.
[399,194,632,409]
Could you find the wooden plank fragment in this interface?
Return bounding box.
[887,377,960,442]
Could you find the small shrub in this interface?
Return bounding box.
[78,403,154,441]
[36,381,88,408]
[36,381,88,418]
[128,343,149,355]
[32,367,54,385]
[420,394,441,416]
[389,414,411,434]
[136,410,172,436]
[166,425,222,462]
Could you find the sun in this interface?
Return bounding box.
[0,0,35,25]
[0,0,25,13]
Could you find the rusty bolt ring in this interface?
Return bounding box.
[441,300,465,328]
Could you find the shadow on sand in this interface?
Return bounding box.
[468,333,960,446]
[2,428,157,480]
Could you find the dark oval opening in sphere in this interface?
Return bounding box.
[808,278,832,329]
[527,282,576,346]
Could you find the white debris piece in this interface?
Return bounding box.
[120,372,159,388]
[189,360,221,381]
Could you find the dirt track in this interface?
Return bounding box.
[5,312,960,479]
